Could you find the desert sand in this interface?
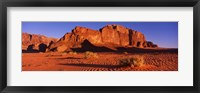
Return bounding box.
[22,48,178,71]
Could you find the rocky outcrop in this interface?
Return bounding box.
[22,33,58,52]
[47,24,158,52]
[48,26,103,52]
[146,41,158,48]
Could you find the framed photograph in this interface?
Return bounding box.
[0,0,199,93]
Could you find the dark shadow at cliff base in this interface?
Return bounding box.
[22,40,178,54]
[71,39,116,52]
[71,39,178,54]
[116,47,178,54]
[22,44,39,53]
[22,43,48,53]
[39,43,47,52]
[22,50,39,53]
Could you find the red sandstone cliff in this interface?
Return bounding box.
[47,24,158,52]
[22,33,58,52]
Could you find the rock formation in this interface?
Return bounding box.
[22,33,58,52]
[47,24,158,52]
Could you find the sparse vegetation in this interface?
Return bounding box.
[22,65,26,67]
[28,64,32,66]
[23,52,178,71]
[68,51,77,55]
[123,52,128,54]
[45,53,54,57]
[61,51,77,56]
[62,50,68,53]
[84,51,98,59]
[61,53,67,56]
[119,55,144,68]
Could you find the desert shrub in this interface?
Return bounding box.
[45,54,53,57]
[22,65,26,67]
[46,53,63,57]
[61,52,67,56]
[61,50,68,53]
[119,56,144,67]
[68,51,77,55]
[84,51,98,59]
[123,52,128,54]
[27,64,32,66]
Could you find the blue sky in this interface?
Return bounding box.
[22,22,178,48]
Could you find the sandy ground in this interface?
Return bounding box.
[22,50,178,71]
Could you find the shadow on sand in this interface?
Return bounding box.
[58,63,123,68]
[54,57,82,59]
[116,47,178,54]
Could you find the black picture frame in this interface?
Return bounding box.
[0,0,199,93]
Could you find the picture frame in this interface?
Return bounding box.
[0,0,199,93]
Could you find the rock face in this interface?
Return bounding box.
[47,24,158,52]
[100,25,129,46]
[48,26,103,52]
[22,33,58,52]
[100,25,148,48]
